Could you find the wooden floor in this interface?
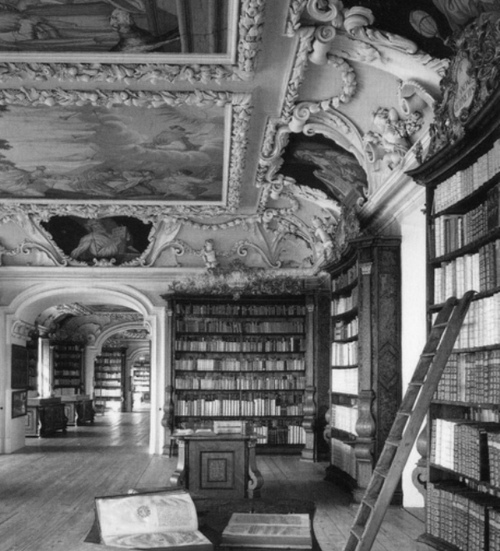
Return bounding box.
[0,412,424,551]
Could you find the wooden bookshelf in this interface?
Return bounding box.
[52,342,84,396]
[165,295,323,457]
[408,77,500,551]
[325,236,402,502]
[94,348,127,412]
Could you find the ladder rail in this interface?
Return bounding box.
[344,291,475,551]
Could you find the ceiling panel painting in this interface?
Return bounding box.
[0,0,235,62]
[0,100,230,203]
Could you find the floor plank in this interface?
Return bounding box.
[0,411,423,551]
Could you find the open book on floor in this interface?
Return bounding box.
[94,489,213,550]
[220,513,312,550]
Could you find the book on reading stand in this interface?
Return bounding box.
[220,513,312,550]
[94,489,213,550]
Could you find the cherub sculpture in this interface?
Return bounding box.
[364,107,423,170]
[201,239,218,270]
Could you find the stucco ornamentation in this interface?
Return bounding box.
[363,107,424,170]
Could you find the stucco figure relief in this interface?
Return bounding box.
[363,107,424,170]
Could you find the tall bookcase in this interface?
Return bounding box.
[94,348,126,412]
[52,342,84,396]
[409,96,500,551]
[325,236,402,502]
[166,294,323,458]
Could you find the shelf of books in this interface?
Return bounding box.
[328,250,359,486]
[324,236,401,502]
[94,348,126,413]
[408,89,500,550]
[52,342,83,396]
[169,296,314,455]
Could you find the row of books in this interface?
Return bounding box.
[453,293,500,349]
[53,369,80,377]
[333,319,358,341]
[434,241,500,303]
[329,404,358,435]
[95,380,121,388]
[176,320,305,334]
[95,372,121,380]
[431,419,493,481]
[331,264,357,292]
[253,423,306,445]
[54,353,81,360]
[176,337,305,352]
[175,303,306,316]
[95,358,123,365]
[332,342,358,366]
[174,375,306,390]
[174,358,305,371]
[331,437,357,479]
[54,378,80,387]
[434,203,495,258]
[95,388,121,397]
[175,397,303,417]
[331,367,358,395]
[434,139,500,212]
[331,288,358,315]
[488,432,500,489]
[436,350,500,403]
[427,481,500,551]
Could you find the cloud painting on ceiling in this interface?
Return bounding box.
[0,0,229,55]
[0,102,227,202]
[279,134,368,209]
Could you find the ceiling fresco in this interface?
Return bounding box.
[0,101,228,202]
[279,133,368,209]
[0,0,230,56]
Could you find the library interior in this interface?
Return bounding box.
[0,1,499,551]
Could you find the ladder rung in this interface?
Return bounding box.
[350,525,364,540]
[385,438,401,447]
[397,411,411,417]
[420,352,435,358]
[432,322,449,328]
[374,467,388,478]
[408,381,423,387]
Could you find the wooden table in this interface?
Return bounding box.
[170,433,264,499]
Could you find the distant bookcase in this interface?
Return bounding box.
[94,348,126,412]
[52,342,83,396]
[166,295,321,457]
[325,236,401,502]
[409,98,500,551]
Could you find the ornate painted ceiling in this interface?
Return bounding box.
[0,0,496,337]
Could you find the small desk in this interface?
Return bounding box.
[170,433,264,499]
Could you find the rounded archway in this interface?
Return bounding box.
[0,282,166,455]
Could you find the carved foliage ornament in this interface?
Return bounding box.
[428,12,500,156]
[162,263,306,300]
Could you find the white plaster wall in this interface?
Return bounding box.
[400,205,427,508]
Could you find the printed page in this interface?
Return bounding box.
[103,530,212,549]
[96,492,199,539]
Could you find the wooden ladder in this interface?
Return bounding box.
[343,290,475,551]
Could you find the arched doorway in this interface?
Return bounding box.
[0,282,167,455]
